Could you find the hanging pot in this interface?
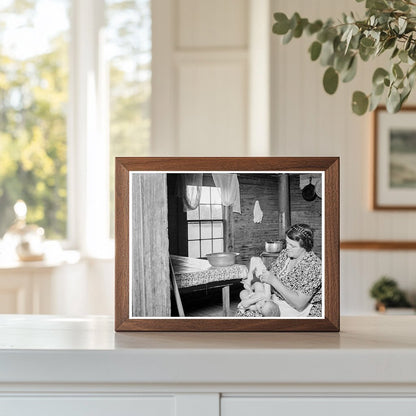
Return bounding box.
[302,177,317,201]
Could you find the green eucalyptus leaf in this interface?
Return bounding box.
[307,20,323,35]
[352,91,369,115]
[391,47,399,59]
[342,56,358,82]
[282,29,294,44]
[393,63,404,79]
[409,45,416,60]
[323,67,339,94]
[309,41,322,61]
[393,0,409,12]
[366,0,388,10]
[333,35,342,52]
[273,13,290,34]
[369,92,383,111]
[387,87,401,113]
[359,44,375,61]
[401,89,411,105]
[317,29,329,43]
[408,71,416,88]
[334,52,351,72]
[372,67,389,85]
[350,32,361,49]
[408,63,416,78]
[293,18,308,38]
[320,40,335,66]
[405,34,413,51]
[396,80,404,89]
[374,82,385,96]
[383,37,396,50]
[325,27,338,42]
[384,77,391,87]
[399,49,408,63]
[360,37,375,48]
[290,12,301,29]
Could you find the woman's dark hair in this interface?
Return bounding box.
[286,223,314,252]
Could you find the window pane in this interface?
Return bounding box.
[199,204,211,220]
[107,0,151,237]
[213,239,224,253]
[188,240,200,258]
[211,187,221,204]
[187,222,200,240]
[201,240,212,257]
[200,222,212,239]
[0,0,70,239]
[212,205,223,220]
[186,207,199,220]
[212,222,223,238]
[200,186,210,204]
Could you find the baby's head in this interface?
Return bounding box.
[260,301,280,317]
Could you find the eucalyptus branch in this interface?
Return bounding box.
[272,0,416,115]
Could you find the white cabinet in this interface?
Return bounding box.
[222,397,416,416]
[1,316,416,416]
[1,397,175,416]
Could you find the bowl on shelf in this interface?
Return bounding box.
[206,252,237,267]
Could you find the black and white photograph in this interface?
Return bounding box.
[129,171,324,319]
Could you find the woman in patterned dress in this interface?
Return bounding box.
[260,224,322,317]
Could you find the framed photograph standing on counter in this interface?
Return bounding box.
[374,106,416,209]
[115,157,339,332]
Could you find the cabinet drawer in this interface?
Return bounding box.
[0,396,174,416]
[222,397,416,416]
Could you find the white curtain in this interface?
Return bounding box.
[212,173,241,214]
[176,174,203,211]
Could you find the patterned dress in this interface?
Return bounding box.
[269,249,322,317]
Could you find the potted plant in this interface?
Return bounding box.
[272,0,416,115]
[369,276,412,312]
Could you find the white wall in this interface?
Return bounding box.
[152,0,251,156]
[13,0,414,317]
[271,0,416,313]
[152,0,416,315]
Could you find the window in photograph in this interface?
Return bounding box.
[0,0,70,239]
[186,186,224,258]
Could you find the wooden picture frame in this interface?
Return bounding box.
[115,157,339,332]
[373,106,416,210]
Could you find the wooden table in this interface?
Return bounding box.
[170,255,247,317]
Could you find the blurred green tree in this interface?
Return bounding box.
[0,0,151,240]
[0,0,69,238]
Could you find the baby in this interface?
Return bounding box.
[237,257,280,317]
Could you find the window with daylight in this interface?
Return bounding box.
[0,0,151,250]
[186,186,224,258]
[0,0,70,239]
[106,0,151,237]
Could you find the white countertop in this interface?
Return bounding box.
[0,315,415,387]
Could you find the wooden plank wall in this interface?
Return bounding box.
[131,173,170,317]
[233,174,280,266]
[289,175,322,259]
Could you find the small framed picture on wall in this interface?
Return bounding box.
[374,106,416,209]
[115,157,339,332]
